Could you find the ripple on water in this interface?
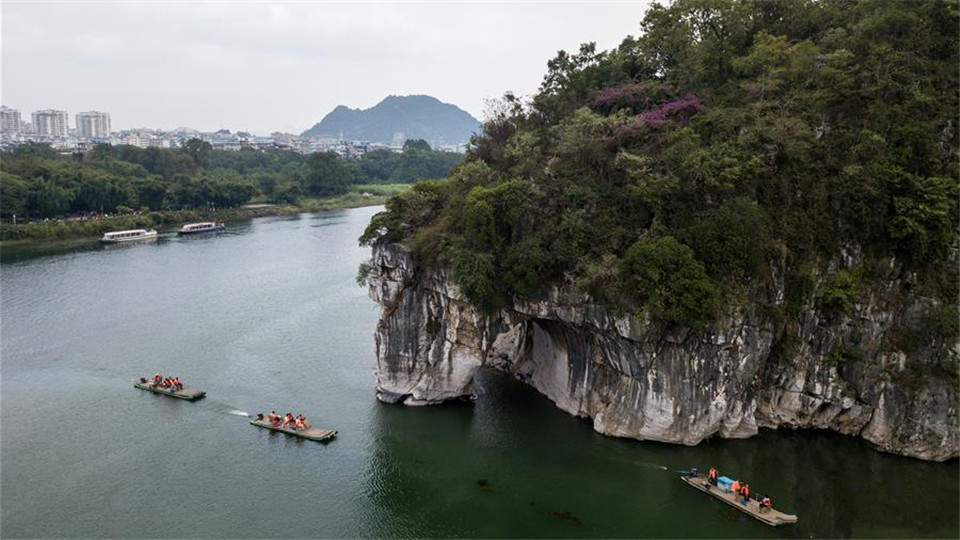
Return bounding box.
[2,206,957,539]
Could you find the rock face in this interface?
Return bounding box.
[367,243,959,461]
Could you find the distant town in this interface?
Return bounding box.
[0,105,468,157]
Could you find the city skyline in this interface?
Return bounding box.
[2,1,652,135]
[0,96,468,137]
[0,103,470,155]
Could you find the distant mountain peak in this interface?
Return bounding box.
[301,95,480,145]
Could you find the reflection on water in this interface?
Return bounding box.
[2,207,957,539]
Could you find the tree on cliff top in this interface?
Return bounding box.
[361,0,959,326]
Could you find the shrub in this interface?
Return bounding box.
[449,247,503,313]
[887,173,957,266]
[356,262,373,287]
[502,237,548,297]
[817,267,861,315]
[684,197,772,279]
[620,235,719,328]
[824,344,862,364]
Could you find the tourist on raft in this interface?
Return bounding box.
[759,495,772,513]
[708,467,718,486]
[262,412,310,431]
[148,376,183,391]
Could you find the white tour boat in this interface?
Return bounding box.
[100,228,159,243]
[177,221,225,235]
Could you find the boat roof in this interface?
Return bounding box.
[103,229,152,235]
[180,221,219,230]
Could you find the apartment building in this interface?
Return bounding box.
[75,111,112,139]
[1,106,22,135]
[31,109,69,137]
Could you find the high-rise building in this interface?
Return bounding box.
[31,109,69,137]
[1,106,22,135]
[75,111,112,139]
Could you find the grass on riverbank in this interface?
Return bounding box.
[0,184,409,244]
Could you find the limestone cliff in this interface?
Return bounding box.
[367,243,958,462]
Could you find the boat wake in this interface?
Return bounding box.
[638,462,669,471]
[224,409,250,418]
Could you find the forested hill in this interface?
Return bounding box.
[301,95,481,145]
[361,0,959,326]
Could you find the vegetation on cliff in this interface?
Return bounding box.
[362,0,958,329]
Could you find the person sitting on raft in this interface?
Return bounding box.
[152,374,163,386]
[267,411,279,422]
[174,377,183,390]
[283,413,295,427]
[297,414,310,429]
[759,495,771,513]
[294,416,305,431]
[708,467,718,487]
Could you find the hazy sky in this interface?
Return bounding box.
[2,1,653,134]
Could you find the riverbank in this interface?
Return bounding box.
[0,184,404,245]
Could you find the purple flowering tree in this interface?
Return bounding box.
[638,93,705,127]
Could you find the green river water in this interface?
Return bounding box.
[1,206,957,538]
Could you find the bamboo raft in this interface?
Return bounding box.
[680,474,798,527]
[134,381,206,401]
[249,418,337,442]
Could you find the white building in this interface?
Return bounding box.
[1,106,22,135]
[31,109,69,137]
[75,111,111,139]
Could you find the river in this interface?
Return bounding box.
[1,206,956,538]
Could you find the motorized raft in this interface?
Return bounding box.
[134,379,206,401]
[680,473,798,527]
[249,416,337,442]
